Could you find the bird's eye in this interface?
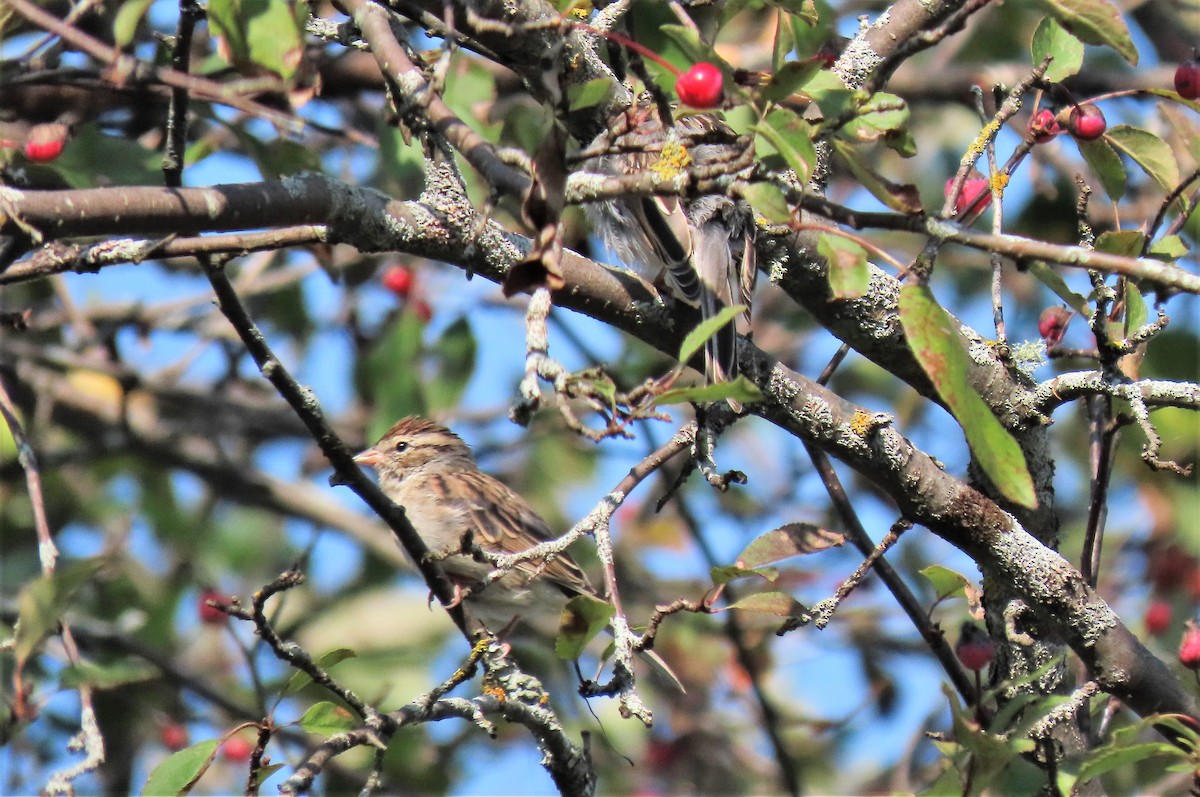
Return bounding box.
[394,441,409,453]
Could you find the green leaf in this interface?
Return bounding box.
[803,70,854,123]
[817,233,869,299]
[1025,262,1089,314]
[567,78,615,112]
[238,135,323,179]
[1077,138,1126,202]
[555,594,614,660]
[1033,0,1137,64]
[724,591,808,617]
[899,285,1037,508]
[141,739,220,796]
[426,316,477,412]
[842,92,909,142]
[14,559,106,666]
[49,124,162,188]
[920,565,971,602]
[710,563,778,585]
[658,24,714,66]
[248,763,286,790]
[113,0,154,48]
[736,523,845,568]
[784,2,830,48]
[283,648,358,697]
[1106,125,1181,193]
[1124,282,1148,334]
[771,9,795,72]
[678,304,748,363]
[360,307,428,441]
[207,0,308,80]
[59,658,158,690]
[1094,230,1146,257]
[740,182,793,225]
[755,107,816,185]
[298,701,357,736]
[831,139,923,214]
[656,375,763,406]
[761,59,823,103]
[1148,234,1188,261]
[1077,742,1184,782]
[1162,103,1200,165]
[1030,16,1084,82]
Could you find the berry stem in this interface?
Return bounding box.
[570,22,683,76]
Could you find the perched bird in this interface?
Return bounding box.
[353,415,592,638]
[586,101,757,384]
[355,416,683,689]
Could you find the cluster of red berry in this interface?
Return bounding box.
[1026,102,1106,145]
[1140,542,1200,671]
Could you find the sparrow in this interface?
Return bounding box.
[354,417,684,690]
[586,101,757,384]
[353,415,594,638]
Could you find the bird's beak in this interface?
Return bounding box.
[353,447,383,468]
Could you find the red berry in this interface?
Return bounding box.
[1145,600,1172,636]
[1180,620,1200,669]
[161,722,189,751]
[199,589,229,625]
[955,624,995,672]
[676,62,724,109]
[382,266,415,298]
[1066,103,1106,141]
[1175,61,1200,101]
[23,122,69,162]
[1028,109,1062,144]
[1037,306,1072,347]
[222,733,255,762]
[944,175,992,217]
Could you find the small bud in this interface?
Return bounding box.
[1028,109,1062,144]
[199,589,230,625]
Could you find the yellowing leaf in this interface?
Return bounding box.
[736,523,845,569]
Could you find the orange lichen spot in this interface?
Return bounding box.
[850,409,874,437]
[651,140,692,180]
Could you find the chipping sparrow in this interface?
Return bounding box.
[586,102,757,383]
[353,416,598,637]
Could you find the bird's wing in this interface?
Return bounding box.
[441,470,597,597]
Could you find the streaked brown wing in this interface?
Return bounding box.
[442,471,596,597]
